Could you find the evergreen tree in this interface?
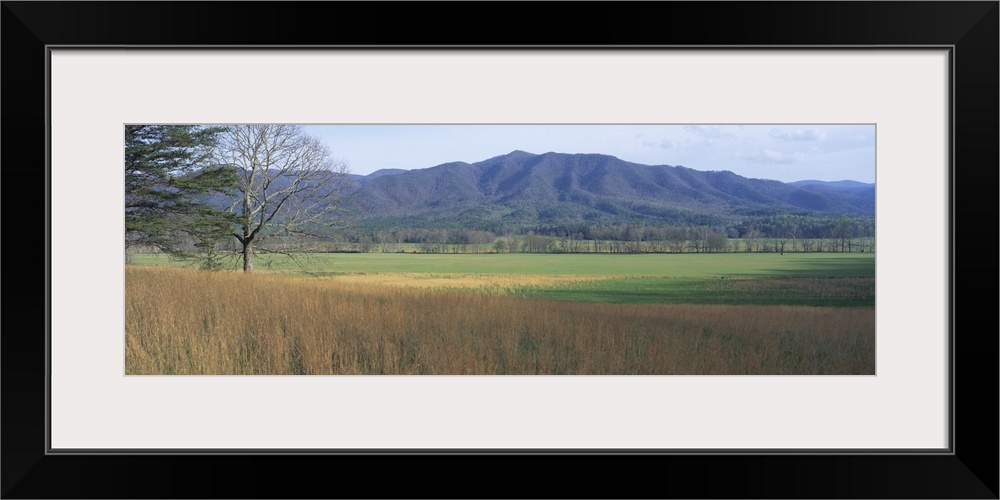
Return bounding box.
[125,125,237,259]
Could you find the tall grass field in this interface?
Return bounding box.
[126,253,875,375]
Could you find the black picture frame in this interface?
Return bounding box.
[3,2,996,498]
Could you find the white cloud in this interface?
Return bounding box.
[745,149,806,164]
[684,125,739,139]
[642,139,675,150]
[769,128,827,142]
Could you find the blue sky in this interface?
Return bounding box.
[302,124,875,183]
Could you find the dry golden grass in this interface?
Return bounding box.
[322,272,604,293]
[125,266,876,375]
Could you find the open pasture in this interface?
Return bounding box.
[130,251,875,277]
[126,266,876,375]
[126,253,875,374]
[129,252,875,307]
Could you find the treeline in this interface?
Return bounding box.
[312,214,875,254]
[139,211,875,258]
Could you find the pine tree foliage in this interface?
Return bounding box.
[125,125,238,257]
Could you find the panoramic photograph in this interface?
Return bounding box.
[125,124,876,375]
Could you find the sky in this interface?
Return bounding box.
[302,124,875,183]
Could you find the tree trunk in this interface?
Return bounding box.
[243,241,254,273]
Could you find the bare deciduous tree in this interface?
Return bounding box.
[217,125,352,273]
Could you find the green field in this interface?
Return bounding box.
[129,252,875,307]
[130,252,874,277]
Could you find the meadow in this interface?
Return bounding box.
[129,252,876,306]
[126,252,875,375]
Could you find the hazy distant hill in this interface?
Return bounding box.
[348,151,875,229]
[789,179,873,189]
[349,168,407,186]
[788,179,875,209]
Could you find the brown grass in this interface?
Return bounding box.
[125,266,876,375]
[321,272,604,293]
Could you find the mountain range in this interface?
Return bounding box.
[345,150,874,230]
